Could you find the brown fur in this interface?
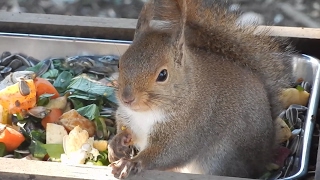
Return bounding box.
[108,0,295,178]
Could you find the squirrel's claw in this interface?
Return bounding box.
[110,158,141,179]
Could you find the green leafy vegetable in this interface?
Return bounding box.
[106,126,116,135]
[53,71,73,93]
[42,144,64,159]
[69,93,97,101]
[29,140,47,159]
[41,69,59,79]
[107,91,118,105]
[37,93,55,106]
[29,142,64,160]
[68,75,114,97]
[97,151,109,165]
[30,130,46,143]
[52,58,63,68]
[25,60,46,73]
[0,142,7,157]
[296,85,305,92]
[86,151,109,166]
[94,117,109,140]
[77,104,100,120]
[69,98,85,110]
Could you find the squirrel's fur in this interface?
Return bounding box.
[109,0,295,178]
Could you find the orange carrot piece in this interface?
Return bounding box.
[34,77,60,100]
[0,124,25,152]
[41,108,63,129]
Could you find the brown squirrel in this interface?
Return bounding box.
[108,0,295,179]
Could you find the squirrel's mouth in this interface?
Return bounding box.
[119,99,153,112]
[124,103,151,112]
[117,91,153,112]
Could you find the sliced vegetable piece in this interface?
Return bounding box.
[0,79,36,114]
[42,144,64,159]
[280,88,310,108]
[45,92,71,110]
[0,142,7,157]
[34,77,60,100]
[93,140,108,152]
[63,126,89,155]
[41,108,63,129]
[59,109,96,137]
[29,140,47,159]
[0,124,26,152]
[46,123,68,144]
[0,104,11,125]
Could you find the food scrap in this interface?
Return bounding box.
[0,123,25,152]
[280,85,310,108]
[0,52,118,166]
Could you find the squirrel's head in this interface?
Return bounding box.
[116,0,190,112]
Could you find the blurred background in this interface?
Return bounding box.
[0,0,320,28]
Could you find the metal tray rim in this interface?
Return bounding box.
[0,32,133,44]
[282,54,320,180]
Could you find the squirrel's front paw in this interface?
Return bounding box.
[110,158,141,179]
[107,131,134,163]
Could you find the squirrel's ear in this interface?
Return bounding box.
[151,0,186,31]
[134,0,186,35]
[134,0,187,65]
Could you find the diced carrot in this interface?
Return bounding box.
[34,77,60,100]
[0,124,25,152]
[41,108,63,129]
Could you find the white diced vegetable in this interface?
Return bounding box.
[46,123,68,144]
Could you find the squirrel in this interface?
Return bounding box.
[108,0,295,179]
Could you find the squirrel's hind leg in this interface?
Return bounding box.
[191,146,268,178]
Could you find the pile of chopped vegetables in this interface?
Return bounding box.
[0,52,119,166]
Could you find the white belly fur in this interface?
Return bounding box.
[118,105,167,151]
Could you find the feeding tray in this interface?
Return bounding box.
[0,13,320,180]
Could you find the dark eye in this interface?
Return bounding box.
[156,69,168,82]
[117,63,119,69]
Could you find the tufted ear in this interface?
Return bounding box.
[134,0,186,37]
[134,0,187,65]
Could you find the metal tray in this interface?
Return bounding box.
[0,32,319,180]
[280,54,320,180]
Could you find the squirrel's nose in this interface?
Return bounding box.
[122,96,135,104]
[122,95,135,105]
[122,86,136,105]
[121,89,136,105]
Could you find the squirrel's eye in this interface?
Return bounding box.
[156,69,168,82]
[117,63,119,69]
